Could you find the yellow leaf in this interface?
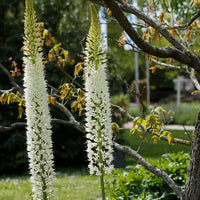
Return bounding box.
[71,100,78,111]
[130,128,136,135]
[183,31,191,40]
[168,110,172,114]
[46,31,55,46]
[62,50,69,58]
[7,93,12,105]
[0,92,8,104]
[142,119,146,131]
[159,13,165,25]
[61,50,75,65]
[42,29,46,38]
[167,133,175,145]
[107,8,111,15]
[149,66,156,73]
[48,96,57,106]
[170,29,178,37]
[74,62,83,75]
[132,117,141,128]
[152,135,159,143]
[53,43,61,54]
[167,58,172,64]
[112,123,120,134]
[146,114,157,126]
[48,49,55,62]
[160,131,167,138]
[137,129,145,140]
[18,106,23,119]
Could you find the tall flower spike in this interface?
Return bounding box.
[84,4,114,176]
[23,0,55,199]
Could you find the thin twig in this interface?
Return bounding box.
[0,63,23,94]
[137,130,147,153]
[183,125,192,141]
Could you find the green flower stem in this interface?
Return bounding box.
[97,118,105,200]
[100,171,105,200]
[35,101,48,200]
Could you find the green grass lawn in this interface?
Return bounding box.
[0,172,102,200]
[0,129,191,200]
[126,102,200,126]
[117,129,191,165]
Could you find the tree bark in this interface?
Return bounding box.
[184,112,200,200]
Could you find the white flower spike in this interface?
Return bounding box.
[23,0,55,199]
[84,4,114,176]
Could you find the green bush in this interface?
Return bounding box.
[106,152,189,200]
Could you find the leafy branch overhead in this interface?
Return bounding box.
[92,0,200,75]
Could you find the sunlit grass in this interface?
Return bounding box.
[0,128,192,200]
[118,129,191,165]
[0,173,102,200]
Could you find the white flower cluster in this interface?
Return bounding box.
[23,0,55,199]
[84,4,114,176]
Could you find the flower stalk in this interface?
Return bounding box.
[84,4,114,199]
[23,0,55,199]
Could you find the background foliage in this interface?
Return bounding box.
[0,0,90,174]
[106,152,189,200]
[0,0,197,174]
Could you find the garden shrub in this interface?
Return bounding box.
[106,152,189,200]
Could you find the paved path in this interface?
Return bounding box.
[123,122,194,130]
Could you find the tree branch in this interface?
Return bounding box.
[155,133,192,146]
[91,0,200,73]
[101,0,195,66]
[0,118,85,133]
[111,104,134,121]
[151,58,184,70]
[51,118,85,133]
[0,63,23,94]
[0,122,26,132]
[114,142,184,199]
[54,102,85,132]
[189,69,200,90]
[116,0,186,51]
[91,0,185,51]
[167,9,200,30]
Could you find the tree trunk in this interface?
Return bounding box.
[184,112,200,200]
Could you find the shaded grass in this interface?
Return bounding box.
[117,129,191,165]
